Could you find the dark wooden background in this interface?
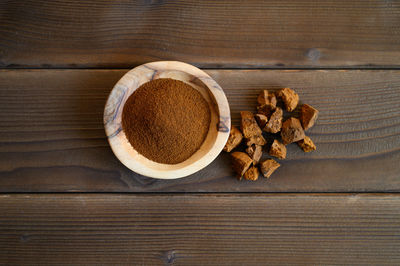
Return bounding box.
[1,0,400,264]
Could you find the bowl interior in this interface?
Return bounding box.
[104,61,230,179]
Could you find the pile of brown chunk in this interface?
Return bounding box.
[223,88,319,181]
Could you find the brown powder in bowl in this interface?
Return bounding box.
[122,78,211,164]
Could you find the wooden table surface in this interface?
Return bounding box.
[1,0,400,264]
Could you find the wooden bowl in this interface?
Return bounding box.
[104,61,231,179]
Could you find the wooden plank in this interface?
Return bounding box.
[0,194,399,265]
[1,0,400,68]
[1,69,400,192]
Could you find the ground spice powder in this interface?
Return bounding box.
[122,78,211,164]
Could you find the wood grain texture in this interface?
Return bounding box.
[1,69,400,192]
[1,0,400,68]
[0,194,399,265]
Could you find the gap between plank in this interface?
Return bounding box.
[0,192,400,195]
[2,66,400,71]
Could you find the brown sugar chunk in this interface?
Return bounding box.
[269,139,287,159]
[231,152,253,180]
[281,117,305,144]
[277,88,299,112]
[257,90,277,110]
[255,114,268,129]
[223,125,243,152]
[297,136,316,152]
[244,166,259,181]
[259,159,280,178]
[240,111,262,138]
[246,144,263,164]
[257,104,273,117]
[264,107,283,133]
[300,104,319,130]
[245,135,267,146]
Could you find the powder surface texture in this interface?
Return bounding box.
[122,78,211,164]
